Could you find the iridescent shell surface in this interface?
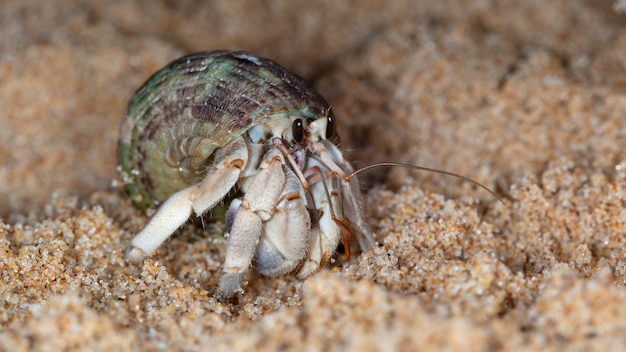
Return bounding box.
[118,51,334,208]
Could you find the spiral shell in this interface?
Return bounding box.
[118,51,333,208]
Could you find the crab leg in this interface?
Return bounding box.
[296,173,342,278]
[125,138,248,262]
[217,149,286,299]
[255,167,311,277]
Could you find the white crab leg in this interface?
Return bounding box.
[192,138,248,214]
[296,176,342,278]
[296,142,376,277]
[316,140,376,251]
[217,149,286,298]
[125,137,248,263]
[340,176,376,251]
[255,168,311,276]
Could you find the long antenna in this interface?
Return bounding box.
[347,162,505,204]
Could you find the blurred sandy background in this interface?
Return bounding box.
[2,0,626,350]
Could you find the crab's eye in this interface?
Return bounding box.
[325,113,336,139]
[292,118,304,143]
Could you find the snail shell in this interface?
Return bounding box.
[118,51,334,209]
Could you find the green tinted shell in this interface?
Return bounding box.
[118,51,332,209]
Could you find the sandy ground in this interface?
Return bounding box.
[2,0,626,351]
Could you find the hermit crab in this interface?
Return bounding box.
[118,51,376,299]
[118,51,500,300]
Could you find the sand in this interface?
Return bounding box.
[2,1,626,351]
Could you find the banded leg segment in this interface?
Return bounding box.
[125,137,248,262]
[296,177,342,278]
[296,142,376,278]
[217,149,286,299]
[255,168,311,277]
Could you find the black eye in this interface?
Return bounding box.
[325,113,336,139]
[292,118,304,143]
